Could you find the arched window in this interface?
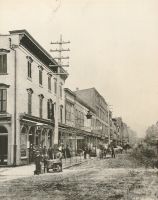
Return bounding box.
[0,126,8,133]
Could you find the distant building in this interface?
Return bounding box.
[0,30,68,166]
[74,88,111,142]
[112,117,136,146]
[63,88,103,155]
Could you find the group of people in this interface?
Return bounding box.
[95,144,116,159]
[31,144,72,175]
[32,143,119,175]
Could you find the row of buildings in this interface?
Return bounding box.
[0,30,136,166]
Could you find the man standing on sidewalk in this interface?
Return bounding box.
[56,148,63,172]
[34,151,42,175]
[111,146,116,158]
[66,145,71,158]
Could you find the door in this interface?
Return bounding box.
[0,135,8,165]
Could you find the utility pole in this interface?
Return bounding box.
[107,104,112,145]
[50,35,70,146]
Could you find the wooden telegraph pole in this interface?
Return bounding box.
[107,104,112,145]
[50,35,70,146]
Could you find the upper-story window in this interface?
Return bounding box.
[81,112,84,127]
[60,105,63,123]
[27,88,33,115]
[26,56,33,79]
[66,102,71,122]
[59,83,63,98]
[38,66,43,86]
[54,78,57,94]
[0,83,9,113]
[0,89,7,113]
[39,94,44,118]
[0,54,7,74]
[48,73,52,91]
[47,99,54,120]
[28,61,31,78]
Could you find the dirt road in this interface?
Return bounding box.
[0,154,158,200]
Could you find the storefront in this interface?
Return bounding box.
[20,114,54,165]
[59,124,102,156]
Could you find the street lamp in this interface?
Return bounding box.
[86,110,92,119]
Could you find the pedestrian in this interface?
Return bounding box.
[111,146,115,158]
[42,146,47,155]
[43,153,48,173]
[34,150,42,175]
[48,147,53,159]
[96,148,100,159]
[56,148,63,172]
[66,145,71,158]
[83,147,87,159]
[62,145,66,159]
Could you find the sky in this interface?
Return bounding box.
[1,0,158,137]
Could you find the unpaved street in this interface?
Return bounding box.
[0,154,158,200]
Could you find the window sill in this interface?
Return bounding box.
[39,84,43,88]
[48,89,52,93]
[27,77,32,82]
[0,73,8,75]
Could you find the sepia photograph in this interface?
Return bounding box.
[0,0,158,199]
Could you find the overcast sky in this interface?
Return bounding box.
[1,0,158,137]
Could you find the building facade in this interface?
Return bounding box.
[0,30,67,165]
[63,88,103,155]
[74,88,110,142]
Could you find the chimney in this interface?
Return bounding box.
[76,87,79,91]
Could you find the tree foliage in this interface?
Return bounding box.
[144,123,158,145]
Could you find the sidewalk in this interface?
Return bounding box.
[0,156,88,182]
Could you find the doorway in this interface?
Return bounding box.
[0,126,8,165]
[0,135,8,164]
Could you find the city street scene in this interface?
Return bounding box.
[0,0,158,200]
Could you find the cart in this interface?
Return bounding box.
[46,159,62,172]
